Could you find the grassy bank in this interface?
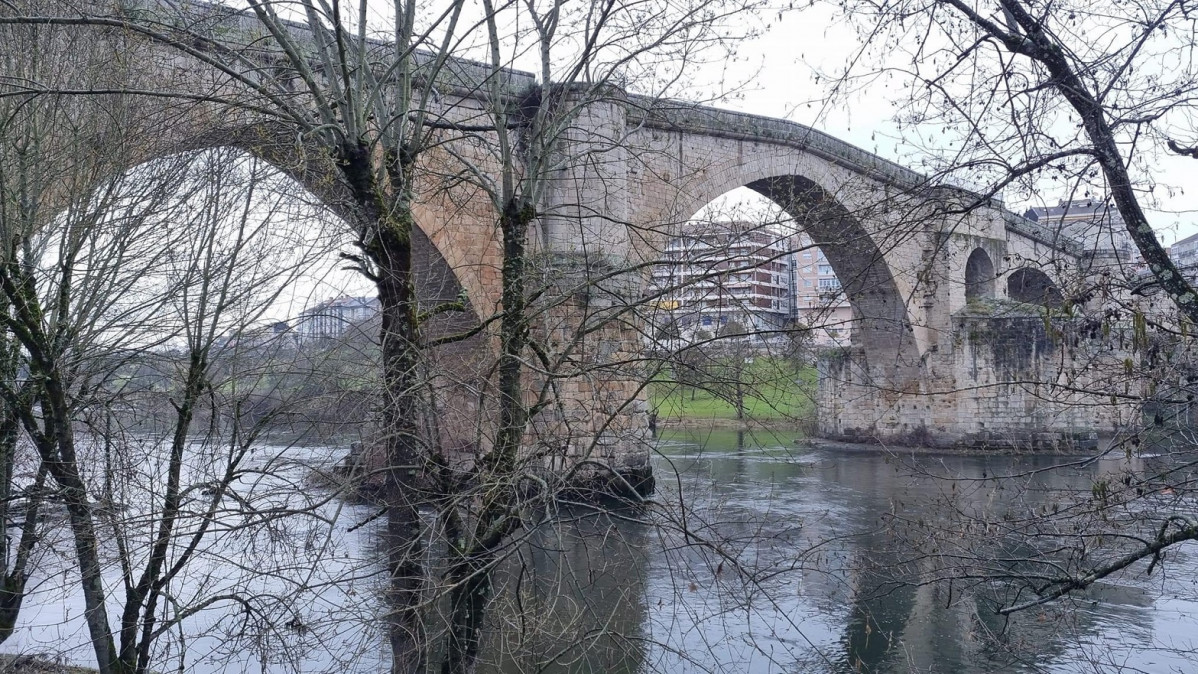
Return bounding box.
[649,357,817,428]
[0,655,95,673]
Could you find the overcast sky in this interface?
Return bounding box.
[695,6,1198,245]
[226,0,1198,318]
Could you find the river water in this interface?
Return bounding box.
[611,430,1198,673]
[6,431,1198,673]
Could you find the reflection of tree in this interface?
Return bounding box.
[647,441,1177,672]
[478,510,650,674]
[834,452,1163,672]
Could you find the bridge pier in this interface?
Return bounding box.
[521,88,656,495]
[816,312,1134,450]
[526,253,653,496]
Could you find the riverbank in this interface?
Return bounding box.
[654,416,812,431]
[0,655,94,674]
[795,435,1119,457]
[649,358,816,431]
[654,427,1121,458]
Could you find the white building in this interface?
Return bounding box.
[650,222,795,342]
[296,295,380,341]
[1171,231,1198,274]
[1024,199,1140,276]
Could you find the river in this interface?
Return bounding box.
[5,431,1197,672]
[616,429,1198,673]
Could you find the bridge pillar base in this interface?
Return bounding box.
[525,253,653,497]
[817,314,1135,450]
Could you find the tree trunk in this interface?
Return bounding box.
[41,437,119,674]
[961,0,1198,322]
[0,457,45,643]
[122,353,206,673]
[340,142,429,674]
[1,268,120,674]
[440,200,532,674]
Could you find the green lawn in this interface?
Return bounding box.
[649,357,817,424]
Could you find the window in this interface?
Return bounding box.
[818,264,834,275]
[804,279,813,287]
[802,252,812,260]
[819,278,841,290]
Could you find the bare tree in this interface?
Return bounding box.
[0,0,773,672]
[1,135,353,671]
[0,11,176,662]
[0,16,355,666]
[799,0,1198,628]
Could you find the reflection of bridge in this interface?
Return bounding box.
[66,1,1125,457]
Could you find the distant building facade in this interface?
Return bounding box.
[649,223,854,347]
[296,295,380,341]
[1171,231,1198,274]
[791,233,853,347]
[651,222,795,341]
[1024,199,1139,275]
[214,321,298,353]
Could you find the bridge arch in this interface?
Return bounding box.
[965,248,996,301]
[182,132,493,449]
[1008,267,1063,308]
[180,124,496,324]
[646,148,924,383]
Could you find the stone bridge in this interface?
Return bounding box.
[22,0,1128,457]
[595,96,1121,448]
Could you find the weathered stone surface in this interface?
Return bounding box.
[60,0,1120,463]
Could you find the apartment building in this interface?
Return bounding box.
[1023,199,1140,276]
[650,221,795,341]
[791,233,853,347]
[1172,231,1198,273]
[649,222,854,347]
[296,295,380,341]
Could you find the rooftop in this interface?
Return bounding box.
[1024,199,1123,222]
[1173,231,1198,249]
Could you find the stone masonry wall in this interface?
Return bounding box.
[524,254,653,494]
[818,314,1134,449]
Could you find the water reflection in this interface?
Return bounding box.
[481,510,650,673]
[483,430,1198,673]
[8,434,1197,673]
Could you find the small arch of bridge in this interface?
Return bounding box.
[965,248,996,301]
[1008,267,1064,308]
